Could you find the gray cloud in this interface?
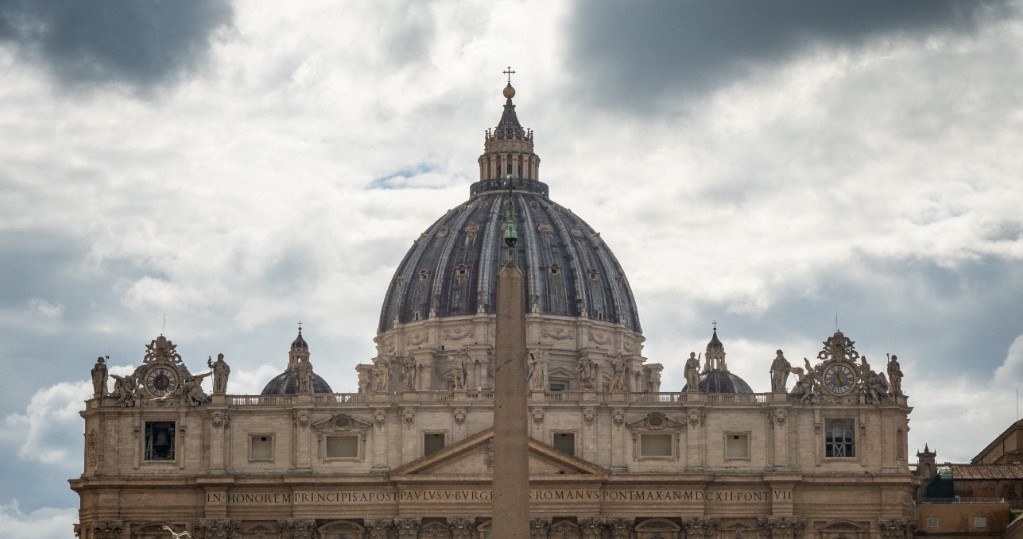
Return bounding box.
[0,0,232,90]
[566,0,1012,110]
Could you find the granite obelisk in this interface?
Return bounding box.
[492,192,529,538]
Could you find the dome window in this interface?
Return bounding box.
[454,264,469,277]
[419,270,430,281]
[588,269,600,282]
[549,264,561,275]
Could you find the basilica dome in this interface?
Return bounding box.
[377,87,641,334]
[370,82,655,395]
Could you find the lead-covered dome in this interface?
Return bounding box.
[378,86,641,334]
[261,329,333,395]
[682,327,754,394]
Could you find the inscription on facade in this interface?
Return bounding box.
[206,488,790,505]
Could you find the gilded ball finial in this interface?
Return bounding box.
[503,83,516,99]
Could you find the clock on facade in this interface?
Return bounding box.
[823,363,856,395]
[146,366,178,397]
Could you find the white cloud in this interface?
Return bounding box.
[5,381,90,467]
[993,334,1023,387]
[0,500,77,539]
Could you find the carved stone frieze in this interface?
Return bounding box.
[530,517,552,538]
[373,409,387,429]
[588,330,611,345]
[579,516,607,538]
[608,518,635,538]
[448,516,476,538]
[767,408,787,426]
[293,410,309,428]
[211,411,230,429]
[583,408,596,426]
[612,408,625,426]
[453,407,467,424]
[542,327,574,341]
[757,517,806,539]
[393,518,421,538]
[442,326,474,340]
[408,332,428,346]
[402,408,416,429]
[532,407,545,425]
[366,519,393,539]
[91,521,123,539]
[687,408,706,427]
[276,519,316,539]
[684,517,720,537]
[195,519,240,539]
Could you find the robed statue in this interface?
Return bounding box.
[769,349,791,392]
[91,356,108,398]
[684,352,701,391]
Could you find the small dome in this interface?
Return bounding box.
[683,370,754,394]
[260,370,333,395]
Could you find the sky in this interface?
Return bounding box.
[1,1,1022,536]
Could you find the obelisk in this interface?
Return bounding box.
[492,191,529,538]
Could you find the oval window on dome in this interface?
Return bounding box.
[419,270,430,281]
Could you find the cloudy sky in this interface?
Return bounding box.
[2,1,1023,536]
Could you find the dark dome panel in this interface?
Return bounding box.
[377,191,642,333]
[261,371,333,395]
[683,371,754,394]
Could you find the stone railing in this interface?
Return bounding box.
[229,395,295,406]
[921,497,1009,504]
[225,389,902,408]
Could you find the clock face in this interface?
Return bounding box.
[146,366,178,397]
[823,364,856,395]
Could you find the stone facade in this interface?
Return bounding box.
[72,81,916,538]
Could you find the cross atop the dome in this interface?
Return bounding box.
[503,66,516,85]
[297,320,303,334]
[712,320,717,332]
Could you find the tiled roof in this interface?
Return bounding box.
[948,463,1023,480]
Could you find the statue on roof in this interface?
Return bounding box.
[769,350,791,393]
[610,353,627,391]
[887,354,903,396]
[208,353,230,395]
[453,348,468,390]
[372,359,390,393]
[91,356,108,399]
[684,352,701,392]
[401,356,417,391]
[110,373,141,407]
[528,349,548,391]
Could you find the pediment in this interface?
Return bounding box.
[311,413,373,432]
[626,412,687,431]
[391,428,607,478]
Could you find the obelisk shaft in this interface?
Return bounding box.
[492,261,529,538]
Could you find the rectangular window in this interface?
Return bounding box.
[424,433,445,456]
[250,435,273,461]
[640,434,672,457]
[549,382,567,392]
[725,433,750,460]
[974,517,987,529]
[825,419,855,458]
[144,421,175,461]
[553,432,575,456]
[326,435,359,459]
[926,517,939,528]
